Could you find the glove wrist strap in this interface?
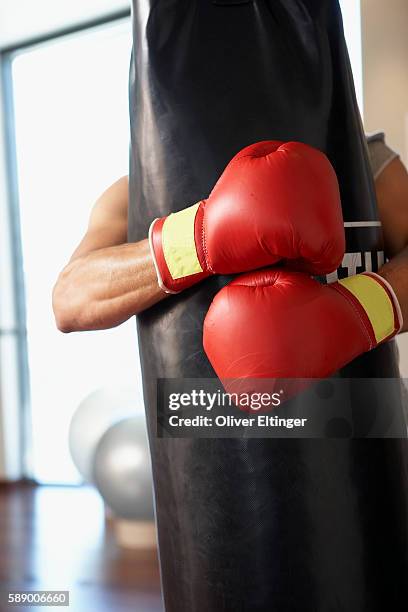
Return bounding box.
[365,271,403,332]
[149,202,209,293]
[337,272,402,346]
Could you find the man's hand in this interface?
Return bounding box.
[52,176,166,332]
[203,268,402,400]
[150,141,344,293]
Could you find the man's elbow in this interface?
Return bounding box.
[55,317,74,334]
[52,274,83,333]
[52,286,75,333]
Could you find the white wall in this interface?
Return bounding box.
[361,0,408,165]
[0,0,130,49]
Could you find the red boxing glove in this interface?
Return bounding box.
[203,269,402,402]
[149,141,345,293]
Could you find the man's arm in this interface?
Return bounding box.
[376,157,408,332]
[52,176,166,332]
[54,141,344,333]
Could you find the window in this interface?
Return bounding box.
[10,18,143,484]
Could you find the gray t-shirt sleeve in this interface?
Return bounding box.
[366,132,399,180]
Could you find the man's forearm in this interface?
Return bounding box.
[378,246,408,332]
[53,239,166,332]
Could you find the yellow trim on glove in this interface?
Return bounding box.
[161,202,203,279]
[338,274,395,343]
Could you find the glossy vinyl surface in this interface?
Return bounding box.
[128,1,408,610]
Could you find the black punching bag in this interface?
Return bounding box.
[128,1,408,610]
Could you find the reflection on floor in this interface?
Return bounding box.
[0,482,163,612]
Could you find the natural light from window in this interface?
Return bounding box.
[12,19,144,484]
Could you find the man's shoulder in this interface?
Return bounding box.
[365,132,398,179]
[366,131,386,145]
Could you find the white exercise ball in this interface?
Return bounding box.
[92,415,154,520]
[69,386,141,482]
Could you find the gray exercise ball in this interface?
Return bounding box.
[92,415,154,520]
[69,386,141,483]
